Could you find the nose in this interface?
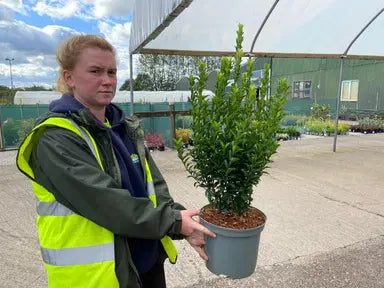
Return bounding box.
[101,73,113,85]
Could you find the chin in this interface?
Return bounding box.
[99,95,114,105]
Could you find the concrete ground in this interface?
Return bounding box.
[0,133,383,287]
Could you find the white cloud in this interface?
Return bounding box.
[98,21,131,46]
[0,0,25,13]
[0,0,136,88]
[0,13,78,87]
[42,25,80,40]
[1,61,57,88]
[33,0,80,19]
[31,0,134,20]
[0,5,14,22]
[16,62,57,78]
[92,0,134,18]
[0,20,78,55]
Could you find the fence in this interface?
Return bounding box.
[3,99,366,150]
[0,102,193,149]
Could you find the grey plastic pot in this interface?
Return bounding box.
[200,207,266,279]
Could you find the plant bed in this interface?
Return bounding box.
[175,24,288,279]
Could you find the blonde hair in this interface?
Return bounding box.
[56,35,116,94]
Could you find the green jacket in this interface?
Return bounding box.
[28,109,185,287]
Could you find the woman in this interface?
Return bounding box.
[17,35,215,288]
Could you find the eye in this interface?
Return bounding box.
[108,70,117,76]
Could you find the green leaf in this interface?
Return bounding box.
[175,23,288,215]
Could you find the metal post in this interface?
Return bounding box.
[333,57,344,152]
[268,57,273,99]
[249,0,280,54]
[182,96,185,128]
[5,58,14,89]
[150,103,154,133]
[0,107,4,149]
[20,103,23,120]
[169,102,175,147]
[129,53,134,115]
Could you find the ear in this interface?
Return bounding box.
[63,70,75,88]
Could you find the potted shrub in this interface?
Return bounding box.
[174,24,288,278]
[311,103,331,121]
[176,128,193,148]
[144,133,166,151]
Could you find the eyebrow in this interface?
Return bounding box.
[88,65,117,71]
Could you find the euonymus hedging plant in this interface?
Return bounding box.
[175,24,289,215]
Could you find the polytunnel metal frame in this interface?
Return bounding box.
[129,0,384,151]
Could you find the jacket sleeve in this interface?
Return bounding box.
[31,127,182,240]
[145,148,186,240]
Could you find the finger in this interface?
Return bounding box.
[192,245,208,261]
[197,246,208,261]
[188,237,205,246]
[193,222,216,238]
[185,209,200,217]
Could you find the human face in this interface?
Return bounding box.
[64,47,117,109]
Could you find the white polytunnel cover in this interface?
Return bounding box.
[129,0,384,59]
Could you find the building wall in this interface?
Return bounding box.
[267,58,384,115]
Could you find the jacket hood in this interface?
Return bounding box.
[49,94,126,127]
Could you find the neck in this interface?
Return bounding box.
[73,95,106,122]
[90,107,106,123]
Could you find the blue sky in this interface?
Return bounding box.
[0,0,135,89]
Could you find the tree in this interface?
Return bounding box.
[24,85,52,91]
[0,85,52,105]
[119,73,153,91]
[136,54,221,91]
[119,79,131,91]
[0,85,15,105]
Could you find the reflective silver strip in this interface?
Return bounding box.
[37,200,74,216]
[41,243,115,266]
[147,181,155,196]
[68,119,99,161]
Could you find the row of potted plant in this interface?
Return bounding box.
[338,108,384,121]
[277,126,301,140]
[147,113,384,150]
[144,123,301,151]
[305,120,350,136]
[350,117,384,134]
[280,114,309,127]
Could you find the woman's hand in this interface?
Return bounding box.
[186,230,209,260]
[180,209,216,260]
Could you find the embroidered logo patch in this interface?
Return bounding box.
[131,154,140,164]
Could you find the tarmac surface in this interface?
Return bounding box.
[0,133,383,288]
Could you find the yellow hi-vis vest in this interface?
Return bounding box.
[17,117,177,288]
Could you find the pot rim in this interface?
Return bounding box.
[200,204,267,232]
